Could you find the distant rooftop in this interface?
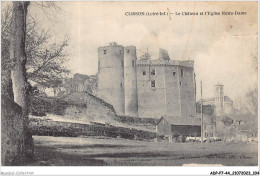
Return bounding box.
[198,96,233,103]
[158,116,201,126]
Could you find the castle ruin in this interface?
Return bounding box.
[97,42,196,119]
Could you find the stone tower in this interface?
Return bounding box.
[215,84,224,116]
[97,42,125,115]
[97,43,196,119]
[124,46,138,117]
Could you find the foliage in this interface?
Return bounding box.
[140,48,153,60]
[29,95,69,116]
[1,5,13,99]
[221,116,234,126]
[29,117,157,140]
[63,74,98,95]
[1,4,70,93]
[115,115,158,126]
[244,87,258,118]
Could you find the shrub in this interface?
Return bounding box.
[221,116,234,126]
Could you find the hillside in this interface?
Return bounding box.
[30,91,157,133]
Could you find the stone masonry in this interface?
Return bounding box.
[97,42,196,119]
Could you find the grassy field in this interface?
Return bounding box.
[24,136,258,166]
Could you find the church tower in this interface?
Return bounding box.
[215,84,224,116]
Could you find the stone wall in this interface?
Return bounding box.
[137,65,166,118]
[136,62,196,118]
[165,66,181,117]
[62,92,117,122]
[124,46,138,117]
[179,66,196,117]
[1,95,24,165]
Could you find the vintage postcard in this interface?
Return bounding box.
[1,1,259,175]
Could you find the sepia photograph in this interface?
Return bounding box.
[1,0,259,175]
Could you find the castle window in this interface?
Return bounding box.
[120,50,122,54]
[180,82,182,85]
[104,50,106,54]
[173,72,176,76]
[127,49,130,53]
[181,69,184,77]
[120,83,123,87]
[143,71,146,75]
[151,69,155,75]
[185,83,188,86]
[151,80,155,87]
[121,61,124,67]
[132,60,135,67]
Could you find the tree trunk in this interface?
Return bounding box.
[9,1,33,159]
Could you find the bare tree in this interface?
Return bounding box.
[140,47,153,60]
[3,1,70,159]
[2,5,70,91]
[244,87,258,118]
[25,23,70,88]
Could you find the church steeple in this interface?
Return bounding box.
[215,83,224,116]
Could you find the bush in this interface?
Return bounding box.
[29,95,69,116]
[221,116,234,126]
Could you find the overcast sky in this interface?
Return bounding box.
[2,1,258,101]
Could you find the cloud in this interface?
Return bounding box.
[25,1,257,101]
